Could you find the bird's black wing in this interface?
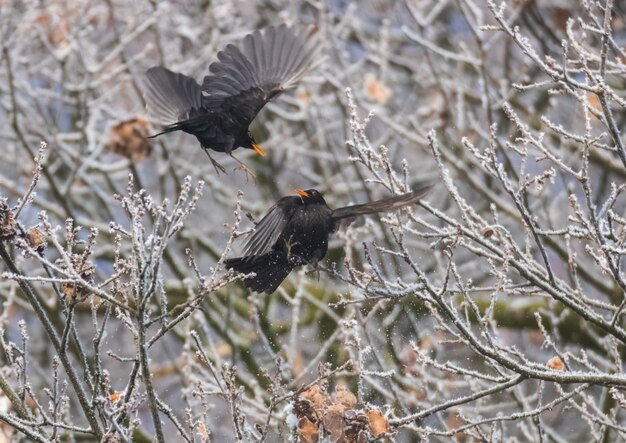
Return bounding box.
[241,196,300,259]
[201,25,322,124]
[330,186,432,230]
[143,66,203,125]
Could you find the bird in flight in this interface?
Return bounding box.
[225,186,432,293]
[142,25,322,177]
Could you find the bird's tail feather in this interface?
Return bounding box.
[147,123,185,138]
[143,66,203,126]
[331,185,433,221]
[225,251,293,294]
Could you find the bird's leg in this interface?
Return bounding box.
[284,235,301,263]
[307,258,321,281]
[229,153,256,182]
[285,234,300,261]
[203,149,227,175]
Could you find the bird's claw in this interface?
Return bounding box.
[229,154,257,183]
[204,149,227,175]
[233,164,257,183]
[305,261,321,281]
[212,160,227,175]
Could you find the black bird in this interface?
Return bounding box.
[225,186,432,293]
[142,25,322,176]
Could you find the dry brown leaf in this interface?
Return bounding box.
[296,87,311,103]
[301,385,328,412]
[0,420,12,442]
[294,398,317,424]
[25,397,36,410]
[152,359,180,379]
[527,329,544,346]
[335,383,357,409]
[481,226,495,239]
[0,392,12,443]
[27,226,45,251]
[51,17,69,48]
[35,13,70,49]
[587,93,602,115]
[291,349,304,376]
[366,409,388,437]
[446,411,465,436]
[60,283,76,299]
[107,117,152,161]
[407,386,426,401]
[0,200,15,241]
[402,346,421,376]
[364,73,391,104]
[322,404,345,442]
[298,417,319,443]
[418,336,433,352]
[215,343,232,357]
[35,14,49,26]
[109,391,122,403]
[197,422,210,443]
[57,255,95,304]
[344,411,369,442]
[547,356,565,371]
[550,6,571,31]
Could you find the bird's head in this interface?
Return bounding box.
[295,189,327,204]
[242,131,266,157]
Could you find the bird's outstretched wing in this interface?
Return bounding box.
[330,186,433,229]
[241,196,299,259]
[201,24,322,124]
[143,66,203,125]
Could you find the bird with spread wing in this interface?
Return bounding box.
[225,186,432,293]
[142,25,322,177]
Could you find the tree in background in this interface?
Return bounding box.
[1,0,626,441]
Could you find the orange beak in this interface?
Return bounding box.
[295,189,309,198]
[252,143,266,156]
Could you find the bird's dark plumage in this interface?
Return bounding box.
[225,186,432,293]
[142,25,322,168]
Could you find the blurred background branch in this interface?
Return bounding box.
[1,0,626,441]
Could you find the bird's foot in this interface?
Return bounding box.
[233,163,257,183]
[306,260,321,281]
[285,235,301,260]
[229,154,257,183]
[212,160,227,175]
[203,149,227,175]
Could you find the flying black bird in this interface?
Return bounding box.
[225,186,432,293]
[143,24,322,176]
